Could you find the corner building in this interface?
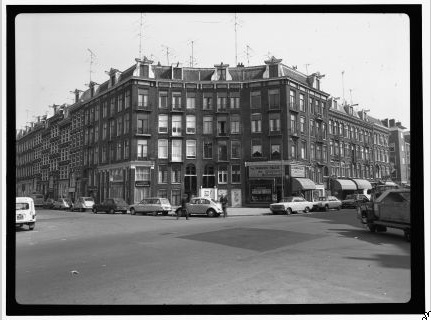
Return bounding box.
[62,56,331,206]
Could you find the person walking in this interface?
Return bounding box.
[220,194,228,218]
[177,195,189,220]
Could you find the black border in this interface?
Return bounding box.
[6,4,424,316]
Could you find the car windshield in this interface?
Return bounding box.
[345,195,355,200]
[281,197,294,202]
[160,199,170,204]
[16,203,29,210]
[82,197,94,202]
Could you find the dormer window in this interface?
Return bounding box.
[140,65,149,78]
[217,68,226,81]
[111,75,116,86]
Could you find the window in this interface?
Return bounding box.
[230,92,240,109]
[271,144,280,159]
[158,139,168,159]
[330,140,334,155]
[251,113,262,133]
[309,98,313,114]
[299,93,305,112]
[217,117,227,135]
[252,139,262,157]
[117,94,123,112]
[339,123,343,136]
[116,142,122,160]
[110,98,115,116]
[251,91,261,109]
[299,116,306,134]
[203,93,213,110]
[218,141,228,161]
[95,105,99,121]
[310,143,315,160]
[171,115,182,136]
[158,114,168,133]
[269,89,280,108]
[138,89,149,109]
[328,120,332,134]
[316,144,322,161]
[117,117,123,136]
[203,116,213,134]
[124,113,129,134]
[300,141,306,159]
[137,140,148,159]
[110,120,115,139]
[159,91,168,109]
[344,125,349,138]
[231,140,241,159]
[171,165,181,184]
[186,92,196,109]
[290,140,297,159]
[323,145,327,161]
[289,90,296,109]
[217,93,227,111]
[309,119,315,136]
[158,165,168,184]
[315,100,319,115]
[103,122,107,140]
[94,126,99,142]
[202,165,215,188]
[340,142,344,156]
[172,92,182,110]
[103,101,108,118]
[135,167,150,181]
[218,165,228,184]
[124,140,129,159]
[230,115,240,134]
[186,140,196,159]
[203,141,213,159]
[171,140,182,162]
[137,114,149,134]
[290,114,297,132]
[186,115,196,134]
[269,113,280,132]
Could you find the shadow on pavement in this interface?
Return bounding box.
[345,254,410,269]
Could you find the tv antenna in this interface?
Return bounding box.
[305,63,311,75]
[161,45,172,66]
[233,13,243,66]
[245,45,254,66]
[341,70,345,105]
[87,48,96,82]
[349,88,354,105]
[187,39,197,67]
[138,13,146,59]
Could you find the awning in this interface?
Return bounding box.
[351,179,372,190]
[292,178,316,191]
[333,179,357,190]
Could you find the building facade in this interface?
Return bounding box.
[16,56,393,205]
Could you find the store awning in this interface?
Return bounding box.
[351,179,372,190]
[292,178,316,191]
[333,179,357,190]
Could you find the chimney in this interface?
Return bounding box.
[381,119,389,127]
[37,116,41,123]
[53,105,58,114]
[389,119,396,127]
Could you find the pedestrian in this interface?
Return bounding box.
[220,194,228,218]
[177,195,189,220]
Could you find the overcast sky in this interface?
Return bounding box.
[15,12,410,130]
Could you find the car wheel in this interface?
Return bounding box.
[207,209,216,217]
[92,208,97,214]
[130,208,136,215]
[325,205,329,212]
[109,209,115,214]
[337,206,341,211]
[368,224,376,232]
[162,211,169,216]
[304,207,310,213]
[286,208,292,215]
[28,223,35,231]
[81,208,85,212]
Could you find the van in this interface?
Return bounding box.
[30,193,45,207]
[16,197,37,230]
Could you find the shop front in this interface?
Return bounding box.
[331,179,357,200]
[245,162,284,205]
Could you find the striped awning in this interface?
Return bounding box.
[333,179,357,190]
[351,179,372,190]
[292,178,316,191]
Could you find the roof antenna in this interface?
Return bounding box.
[305,63,311,75]
[341,70,345,106]
[233,13,242,66]
[161,45,171,66]
[245,44,254,67]
[87,48,96,83]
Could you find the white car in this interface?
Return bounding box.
[269,196,315,215]
[72,197,95,212]
[314,196,342,211]
[16,197,36,230]
[130,198,172,216]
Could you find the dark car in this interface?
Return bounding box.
[341,194,369,209]
[43,198,55,209]
[92,198,129,214]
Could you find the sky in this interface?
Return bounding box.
[15,12,410,130]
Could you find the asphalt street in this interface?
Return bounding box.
[14,207,410,305]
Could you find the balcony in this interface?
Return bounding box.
[289,128,299,138]
[135,130,151,137]
[289,102,299,112]
[315,113,324,121]
[216,131,229,138]
[269,129,282,136]
[136,104,152,112]
[216,107,229,114]
[171,104,184,112]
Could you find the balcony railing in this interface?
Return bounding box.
[289,102,299,112]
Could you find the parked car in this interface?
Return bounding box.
[72,197,95,212]
[52,198,73,210]
[341,194,369,209]
[92,198,129,214]
[174,197,223,217]
[16,197,36,230]
[130,198,172,216]
[43,198,55,209]
[30,193,45,207]
[314,196,342,211]
[270,196,315,215]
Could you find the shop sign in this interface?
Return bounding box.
[249,165,282,178]
[290,165,305,178]
[135,181,150,187]
[68,187,75,192]
[251,187,271,195]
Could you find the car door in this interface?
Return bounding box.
[188,199,199,214]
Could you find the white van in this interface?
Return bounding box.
[16,197,36,230]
